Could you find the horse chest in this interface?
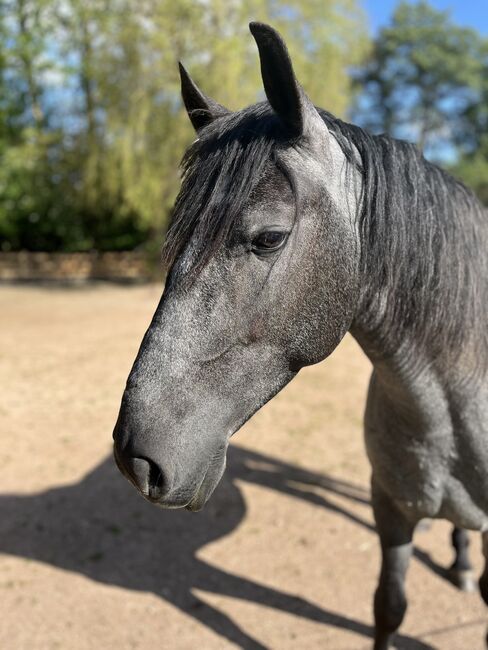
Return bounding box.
[364,374,488,529]
[365,422,450,520]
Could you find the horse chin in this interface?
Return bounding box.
[184,481,219,512]
[185,494,207,512]
[150,479,218,512]
[146,491,203,510]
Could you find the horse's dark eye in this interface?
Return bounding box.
[251,231,287,254]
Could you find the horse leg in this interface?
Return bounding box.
[372,479,415,650]
[478,531,488,648]
[448,526,475,591]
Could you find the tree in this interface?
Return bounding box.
[353,1,486,160]
[450,38,488,205]
[452,152,488,206]
[0,0,369,252]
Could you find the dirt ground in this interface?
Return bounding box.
[1,283,487,650]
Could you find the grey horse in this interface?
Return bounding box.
[113,22,488,649]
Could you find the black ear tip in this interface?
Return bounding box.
[178,62,197,95]
[249,22,289,57]
[249,21,279,40]
[178,61,188,81]
[249,21,266,33]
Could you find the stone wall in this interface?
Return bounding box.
[0,251,151,282]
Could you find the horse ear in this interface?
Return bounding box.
[178,62,230,132]
[249,22,314,139]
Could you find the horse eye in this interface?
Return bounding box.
[251,231,287,254]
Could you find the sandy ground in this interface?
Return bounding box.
[1,283,487,650]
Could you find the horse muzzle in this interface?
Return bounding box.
[113,433,226,511]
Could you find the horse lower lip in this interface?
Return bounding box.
[185,491,205,512]
[150,498,186,510]
[143,490,200,509]
[185,502,203,512]
[185,498,199,511]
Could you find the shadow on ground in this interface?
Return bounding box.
[0,445,443,649]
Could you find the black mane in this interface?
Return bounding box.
[163,102,488,371]
[317,109,488,370]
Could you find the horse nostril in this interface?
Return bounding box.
[146,457,166,500]
[124,456,167,500]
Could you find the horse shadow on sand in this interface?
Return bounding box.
[0,444,451,649]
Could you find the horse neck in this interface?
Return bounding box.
[348,143,488,383]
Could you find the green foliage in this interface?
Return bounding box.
[0,129,148,251]
[450,39,488,205]
[353,1,488,206]
[452,154,488,206]
[0,0,368,252]
[354,1,486,156]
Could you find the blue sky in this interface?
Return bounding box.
[363,0,488,34]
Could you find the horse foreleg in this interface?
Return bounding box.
[372,479,415,650]
[478,531,488,648]
[448,526,475,591]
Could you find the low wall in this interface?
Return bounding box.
[0,251,151,282]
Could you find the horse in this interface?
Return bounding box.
[113,22,488,649]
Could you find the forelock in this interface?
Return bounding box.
[163,103,290,281]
